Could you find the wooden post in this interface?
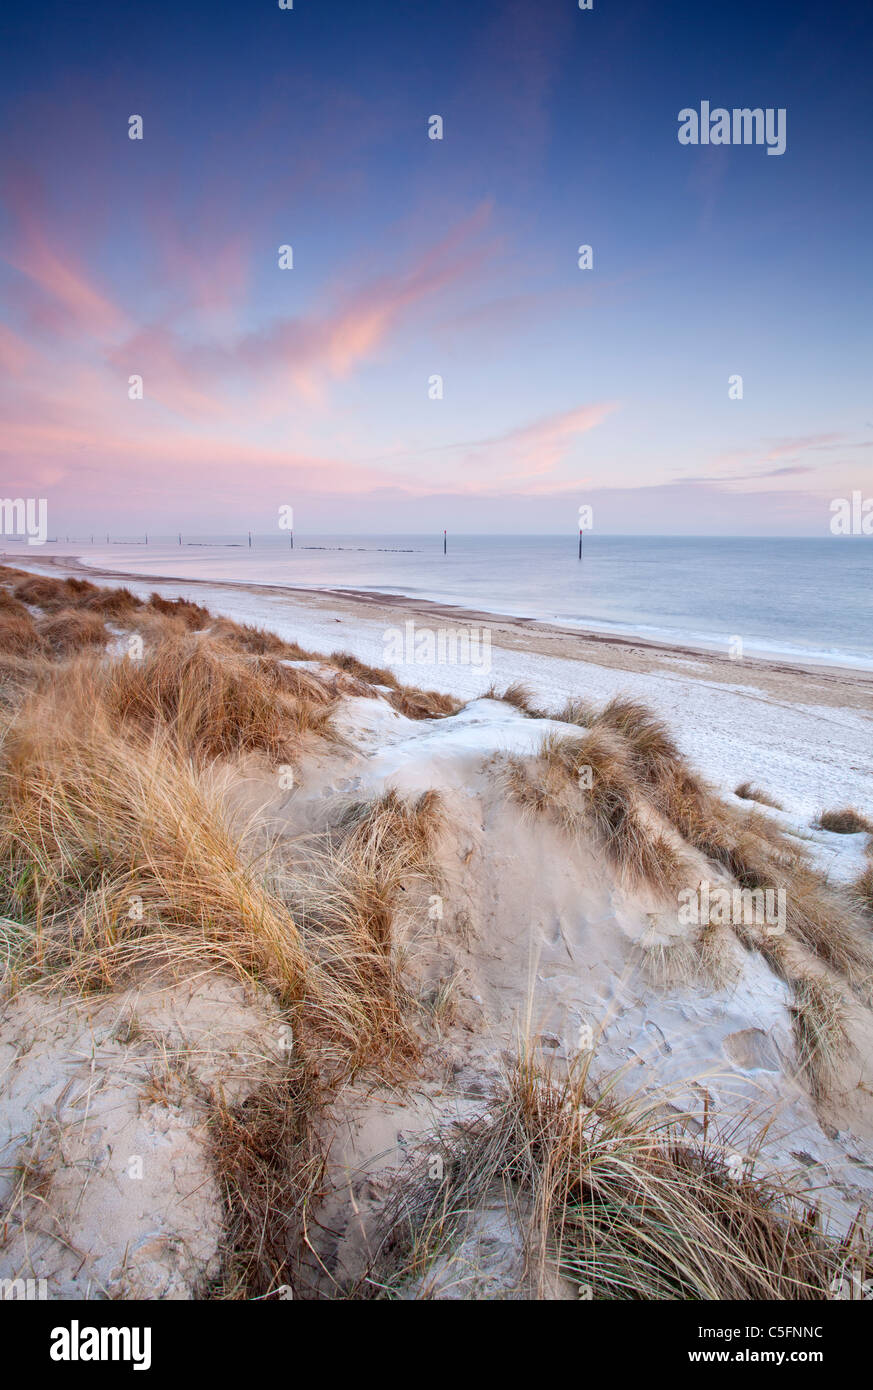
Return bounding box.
[248,531,252,548]
[443,529,447,554]
[578,528,582,560]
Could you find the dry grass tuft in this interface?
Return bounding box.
[370,1055,865,1300]
[146,592,211,629]
[272,789,445,1073]
[512,699,871,1000]
[0,652,55,709]
[387,685,460,720]
[12,575,72,610]
[854,870,873,918]
[815,807,873,836]
[102,634,336,762]
[0,607,44,656]
[695,918,744,990]
[595,695,683,762]
[330,651,460,720]
[0,590,33,618]
[788,974,850,1102]
[9,574,101,611]
[37,608,107,656]
[209,616,312,660]
[638,930,702,990]
[853,840,873,918]
[505,725,685,897]
[484,681,539,715]
[555,696,596,727]
[782,867,873,996]
[207,1062,325,1298]
[339,788,444,875]
[0,693,310,1003]
[598,701,873,995]
[82,585,144,618]
[330,651,397,687]
[6,575,463,727]
[735,781,784,810]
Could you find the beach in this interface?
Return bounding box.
[15,548,873,832]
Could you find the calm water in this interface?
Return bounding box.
[14,534,873,668]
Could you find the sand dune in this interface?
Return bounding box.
[1,560,872,1300]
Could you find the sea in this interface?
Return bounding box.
[7,533,872,669]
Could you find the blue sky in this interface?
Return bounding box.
[1,0,871,533]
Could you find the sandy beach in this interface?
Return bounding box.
[15,550,873,829]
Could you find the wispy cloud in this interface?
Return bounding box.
[681,463,814,485]
[2,177,127,339]
[447,402,618,492]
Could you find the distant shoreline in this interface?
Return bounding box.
[6,549,873,695]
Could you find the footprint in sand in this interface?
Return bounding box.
[722,1027,782,1073]
[644,1020,672,1055]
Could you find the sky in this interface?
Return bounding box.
[0,0,871,536]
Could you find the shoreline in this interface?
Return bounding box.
[5,552,873,827]
[8,550,873,696]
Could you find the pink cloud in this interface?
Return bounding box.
[94,202,494,418]
[1,180,127,339]
[436,402,618,493]
[235,202,495,390]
